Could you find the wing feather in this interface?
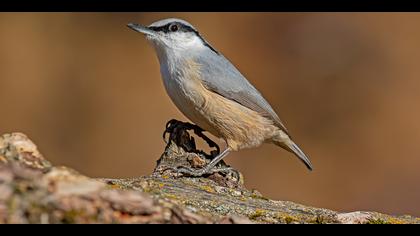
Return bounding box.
[194,52,289,134]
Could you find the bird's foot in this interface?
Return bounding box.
[162,119,220,159]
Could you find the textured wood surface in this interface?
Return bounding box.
[0,131,418,224]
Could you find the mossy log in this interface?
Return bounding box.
[0,131,418,224]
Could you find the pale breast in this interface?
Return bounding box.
[160,59,219,135]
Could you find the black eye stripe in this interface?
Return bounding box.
[148,22,219,55]
[148,22,195,33]
[148,25,167,33]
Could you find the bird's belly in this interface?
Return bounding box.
[171,93,217,135]
[163,76,219,135]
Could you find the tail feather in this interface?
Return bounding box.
[275,139,313,171]
[289,142,313,171]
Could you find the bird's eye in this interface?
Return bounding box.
[169,24,178,32]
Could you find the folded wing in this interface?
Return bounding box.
[194,52,289,135]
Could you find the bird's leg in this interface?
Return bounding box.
[186,123,220,157]
[175,148,231,177]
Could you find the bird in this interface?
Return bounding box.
[127,18,313,176]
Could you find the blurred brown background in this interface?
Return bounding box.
[0,13,419,216]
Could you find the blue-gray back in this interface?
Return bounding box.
[194,50,289,134]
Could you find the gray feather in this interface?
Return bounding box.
[193,51,289,134]
[290,142,313,171]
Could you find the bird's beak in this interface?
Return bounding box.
[127,23,156,37]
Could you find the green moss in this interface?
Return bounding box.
[310,215,326,224]
[199,185,215,193]
[7,196,20,217]
[274,212,301,224]
[103,179,133,190]
[106,183,122,189]
[139,180,167,194]
[386,218,406,224]
[250,192,269,201]
[162,193,181,201]
[249,209,267,220]
[239,196,247,202]
[366,218,390,224]
[62,210,84,224]
[284,216,298,224]
[367,217,406,224]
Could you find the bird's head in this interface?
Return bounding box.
[128,18,218,59]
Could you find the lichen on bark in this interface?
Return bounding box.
[0,128,418,224]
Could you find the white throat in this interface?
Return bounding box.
[149,35,205,70]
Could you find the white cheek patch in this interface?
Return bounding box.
[168,33,205,50]
[187,36,206,49]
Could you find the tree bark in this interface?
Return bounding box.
[0,131,418,224]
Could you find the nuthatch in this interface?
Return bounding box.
[128,18,313,176]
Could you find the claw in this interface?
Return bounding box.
[175,166,205,177]
[163,119,178,144]
[162,119,220,159]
